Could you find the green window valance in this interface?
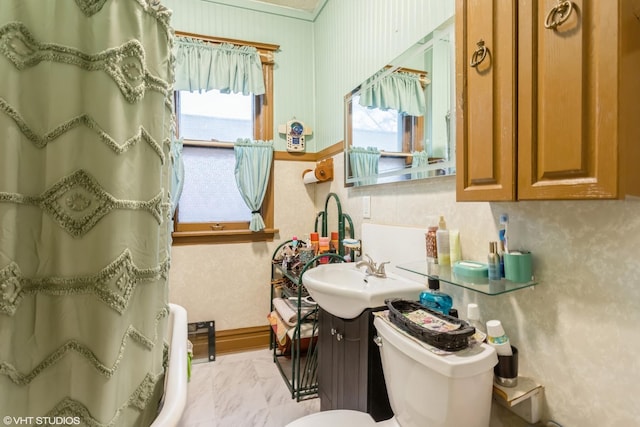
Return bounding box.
[359,70,426,117]
[174,36,265,95]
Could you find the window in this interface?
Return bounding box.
[171,33,278,245]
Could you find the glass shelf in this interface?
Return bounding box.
[397,260,538,296]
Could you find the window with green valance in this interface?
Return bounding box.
[174,36,266,95]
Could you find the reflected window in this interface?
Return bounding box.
[351,95,401,152]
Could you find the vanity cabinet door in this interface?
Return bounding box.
[318,308,337,411]
[517,0,640,199]
[456,0,517,201]
[317,308,393,421]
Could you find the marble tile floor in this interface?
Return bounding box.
[177,348,320,427]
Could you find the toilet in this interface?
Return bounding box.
[287,316,498,427]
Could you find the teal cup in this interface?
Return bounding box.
[503,251,533,283]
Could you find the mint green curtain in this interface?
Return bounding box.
[170,137,185,216]
[0,1,174,426]
[411,150,430,179]
[349,147,380,186]
[359,70,426,117]
[174,37,265,95]
[234,139,273,231]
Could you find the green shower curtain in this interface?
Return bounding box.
[0,1,174,426]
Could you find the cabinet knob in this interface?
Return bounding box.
[544,0,574,30]
[469,39,489,68]
[330,328,337,336]
[336,333,343,341]
[373,336,383,347]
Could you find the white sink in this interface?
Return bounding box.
[301,262,425,319]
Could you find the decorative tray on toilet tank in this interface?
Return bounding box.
[385,299,475,351]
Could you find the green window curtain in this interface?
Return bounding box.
[174,37,265,95]
[411,150,430,179]
[170,137,185,216]
[349,146,380,186]
[359,70,426,116]
[234,139,273,231]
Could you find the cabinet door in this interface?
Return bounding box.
[318,309,337,411]
[456,0,517,201]
[337,314,369,411]
[518,0,626,199]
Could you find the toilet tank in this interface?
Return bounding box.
[373,316,497,427]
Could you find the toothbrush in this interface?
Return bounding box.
[499,214,508,254]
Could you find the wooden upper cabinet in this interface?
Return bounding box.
[518,0,640,199]
[456,0,517,201]
[457,0,640,201]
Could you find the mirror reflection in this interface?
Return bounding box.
[344,17,455,186]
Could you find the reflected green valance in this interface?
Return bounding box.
[359,70,426,116]
[174,37,265,95]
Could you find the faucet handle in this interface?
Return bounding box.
[363,253,374,264]
[376,261,390,276]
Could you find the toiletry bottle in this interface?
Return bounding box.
[435,216,450,267]
[318,236,330,263]
[310,232,319,255]
[419,278,453,315]
[488,241,501,280]
[426,225,438,257]
[330,231,339,252]
[467,303,487,342]
[426,226,438,270]
[486,319,513,356]
[498,214,509,254]
[449,229,461,266]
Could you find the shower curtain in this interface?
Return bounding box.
[0,1,174,426]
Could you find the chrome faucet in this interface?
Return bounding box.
[355,254,389,278]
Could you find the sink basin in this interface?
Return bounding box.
[301,262,425,319]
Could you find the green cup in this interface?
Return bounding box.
[503,252,533,283]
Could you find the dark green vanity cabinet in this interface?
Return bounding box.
[318,307,393,422]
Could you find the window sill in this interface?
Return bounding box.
[171,228,279,245]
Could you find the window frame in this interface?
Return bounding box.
[171,32,279,245]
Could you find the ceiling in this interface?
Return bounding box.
[208,0,327,21]
[255,0,322,13]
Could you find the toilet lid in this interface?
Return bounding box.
[286,410,377,427]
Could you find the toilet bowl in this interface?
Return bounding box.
[287,315,497,427]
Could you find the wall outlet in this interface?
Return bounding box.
[362,196,371,219]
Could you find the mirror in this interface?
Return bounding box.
[344,16,455,186]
